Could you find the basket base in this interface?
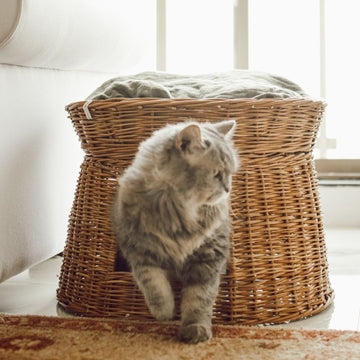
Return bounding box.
[56,291,335,326]
[57,269,335,325]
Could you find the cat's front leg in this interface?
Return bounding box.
[133,265,175,321]
[178,276,220,344]
[178,235,229,344]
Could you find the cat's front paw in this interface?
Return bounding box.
[151,307,174,322]
[178,324,212,344]
[148,300,174,321]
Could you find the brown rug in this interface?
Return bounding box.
[1,314,359,360]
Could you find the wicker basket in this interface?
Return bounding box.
[57,98,334,325]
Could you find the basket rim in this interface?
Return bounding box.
[66,97,326,112]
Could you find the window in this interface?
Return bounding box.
[166,0,233,74]
[324,0,360,159]
[157,0,360,162]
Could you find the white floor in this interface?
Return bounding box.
[0,227,359,331]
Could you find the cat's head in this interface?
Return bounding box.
[158,120,239,206]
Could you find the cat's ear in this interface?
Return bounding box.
[214,120,236,138]
[175,124,204,153]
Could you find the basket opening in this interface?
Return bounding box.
[114,248,131,272]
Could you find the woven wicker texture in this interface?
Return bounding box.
[57,98,334,325]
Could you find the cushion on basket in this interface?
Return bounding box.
[86,70,309,101]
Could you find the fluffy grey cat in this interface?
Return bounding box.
[112,120,238,343]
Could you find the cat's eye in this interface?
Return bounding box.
[214,170,222,180]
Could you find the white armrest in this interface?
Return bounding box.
[0,0,156,72]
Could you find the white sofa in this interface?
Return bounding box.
[0,0,156,282]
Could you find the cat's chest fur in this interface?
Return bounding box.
[155,217,222,264]
[149,202,226,265]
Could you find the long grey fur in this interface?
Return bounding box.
[112,120,238,343]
